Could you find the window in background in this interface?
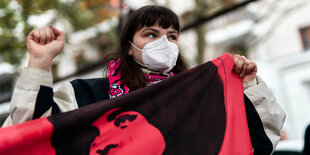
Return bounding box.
[299,26,310,51]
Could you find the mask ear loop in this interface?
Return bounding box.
[129,41,143,52]
[133,56,148,68]
[128,41,148,68]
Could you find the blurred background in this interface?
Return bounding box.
[0,0,309,153]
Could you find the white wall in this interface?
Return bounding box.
[275,53,310,139]
[258,1,310,61]
[256,51,310,140]
[204,0,310,140]
[251,1,310,140]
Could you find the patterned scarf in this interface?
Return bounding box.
[108,59,175,98]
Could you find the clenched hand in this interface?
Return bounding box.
[26,27,65,71]
[233,54,257,83]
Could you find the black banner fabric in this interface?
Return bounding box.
[0,54,253,155]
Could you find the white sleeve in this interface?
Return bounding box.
[3,67,78,127]
[243,76,286,152]
[9,67,53,125]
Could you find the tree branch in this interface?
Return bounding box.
[181,0,258,32]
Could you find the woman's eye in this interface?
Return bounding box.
[147,34,156,39]
[168,35,177,40]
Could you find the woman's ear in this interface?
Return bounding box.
[128,48,133,55]
[128,42,133,55]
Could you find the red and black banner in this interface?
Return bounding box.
[0,54,253,155]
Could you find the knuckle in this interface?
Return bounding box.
[245,60,251,65]
[240,56,246,60]
[30,29,35,34]
[46,27,51,32]
[34,32,40,38]
[233,55,240,59]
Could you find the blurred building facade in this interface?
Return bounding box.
[204,0,310,141]
[252,0,310,140]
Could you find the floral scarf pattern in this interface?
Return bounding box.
[108,59,175,98]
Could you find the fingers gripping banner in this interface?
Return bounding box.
[0,54,253,155]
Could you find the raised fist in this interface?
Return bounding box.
[233,54,258,83]
[26,26,65,71]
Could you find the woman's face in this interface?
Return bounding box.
[129,24,179,64]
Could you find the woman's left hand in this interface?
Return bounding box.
[233,54,257,83]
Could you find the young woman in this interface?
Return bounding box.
[3,5,285,153]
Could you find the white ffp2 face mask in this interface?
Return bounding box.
[129,35,179,74]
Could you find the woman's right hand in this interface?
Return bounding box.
[26,27,65,71]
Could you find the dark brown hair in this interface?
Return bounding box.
[105,5,189,90]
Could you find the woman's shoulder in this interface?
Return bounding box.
[69,78,110,92]
[69,78,110,107]
[70,78,109,86]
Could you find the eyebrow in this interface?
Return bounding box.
[142,27,160,33]
[167,30,178,34]
[142,27,178,35]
